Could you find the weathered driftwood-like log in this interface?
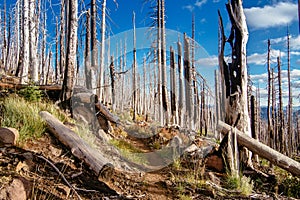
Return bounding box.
[217,120,300,176]
[95,102,120,125]
[39,111,112,176]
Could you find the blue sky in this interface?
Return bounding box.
[105,0,300,106]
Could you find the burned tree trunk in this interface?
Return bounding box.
[85,9,92,90]
[277,56,285,153]
[218,0,252,170]
[170,46,177,124]
[60,0,78,103]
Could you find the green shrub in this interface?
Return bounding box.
[18,85,43,102]
[225,174,253,196]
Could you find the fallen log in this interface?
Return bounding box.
[95,101,120,125]
[217,120,300,176]
[0,82,62,91]
[39,111,112,176]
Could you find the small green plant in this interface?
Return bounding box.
[173,158,182,170]
[225,173,253,196]
[178,194,192,200]
[18,85,43,102]
[279,175,300,198]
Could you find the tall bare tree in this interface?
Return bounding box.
[177,41,184,127]
[59,0,66,83]
[98,0,107,100]
[287,30,293,156]
[160,0,169,125]
[90,0,97,93]
[184,33,192,129]
[218,0,252,170]
[60,0,78,103]
[277,55,285,153]
[21,0,30,84]
[132,11,137,121]
[85,9,92,89]
[29,0,38,82]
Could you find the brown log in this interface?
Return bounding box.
[217,120,300,176]
[0,82,62,91]
[39,111,112,176]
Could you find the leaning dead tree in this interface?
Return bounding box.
[218,0,252,172]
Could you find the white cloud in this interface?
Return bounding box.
[270,35,300,50]
[183,0,208,12]
[196,55,218,66]
[182,5,194,12]
[200,18,206,23]
[195,0,207,7]
[244,2,298,30]
[247,53,267,65]
[247,49,283,65]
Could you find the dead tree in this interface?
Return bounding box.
[218,0,252,171]
[85,9,92,89]
[98,0,106,100]
[109,56,115,111]
[60,0,78,103]
[90,0,97,94]
[132,11,137,121]
[29,0,39,83]
[55,17,60,83]
[59,0,66,82]
[177,41,184,127]
[170,46,177,124]
[160,0,169,125]
[21,0,30,84]
[277,56,285,153]
[184,33,192,130]
[266,39,274,150]
[287,30,293,156]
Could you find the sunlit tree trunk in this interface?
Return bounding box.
[55,17,60,83]
[277,56,285,153]
[177,41,184,127]
[91,0,97,94]
[170,46,177,124]
[59,0,65,83]
[60,0,78,102]
[29,0,38,83]
[99,0,107,100]
[160,0,169,125]
[218,0,252,171]
[184,33,192,130]
[21,0,30,84]
[132,11,137,121]
[287,30,293,156]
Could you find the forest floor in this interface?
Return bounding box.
[0,94,300,199]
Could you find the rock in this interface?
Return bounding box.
[0,178,30,200]
[0,127,19,146]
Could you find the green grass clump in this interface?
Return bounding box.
[0,95,69,142]
[225,173,253,196]
[18,85,43,102]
